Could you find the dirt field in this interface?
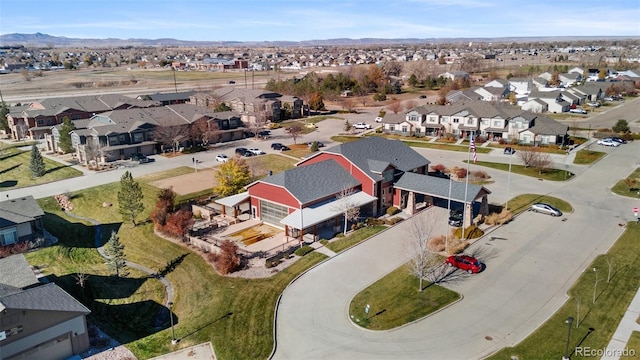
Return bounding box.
[150,168,217,195]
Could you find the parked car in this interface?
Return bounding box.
[228,80,235,84]
[235,147,248,156]
[248,148,266,155]
[448,210,463,227]
[215,154,229,163]
[603,96,614,101]
[569,108,588,114]
[307,141,325,148]
[375,117,383,123]
[530,203,563,217]
[258,130,271,138]
[271,143,286,150]
[419,95,427,99]
[504,147,516,155]
[597,138,620,147]
[445,255,482,274]
[586,101,601,107]
[353,122,372,130]
[280,145,291,151]
[130,153,151,163]
[610,137,627,144]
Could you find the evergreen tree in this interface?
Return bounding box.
[104,230,128,277]
[29,144,46,178]
[58,117,76,154]
[0,102,9,133]
[117,171,145,226]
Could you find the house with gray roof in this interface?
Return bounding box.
[0,196,44,246]
[0,254,91,360]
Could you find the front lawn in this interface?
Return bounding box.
[506,194,573,215]
[611,167,640,199]
[325,226,387,253]
[489,222,640,360]
[0,145,83,189]
[349,264,461,330]
[25,168,330,360]
[573,149,606,164]
[470,160,574,181]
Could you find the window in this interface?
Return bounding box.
[119,134,126,143]
[453,118,459,124]
[493,120,501,127]
[409,115,417,121]
[429,116,437,123]
[259,200,289,226]
[401,126,408,133]
[108,135,118,145]
[133,132,144,143]
[0,228,17,246]
[481,119,489,126]
[389,125,395,131]
[466,118,474,125]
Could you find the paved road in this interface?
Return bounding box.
[272,141,640,360]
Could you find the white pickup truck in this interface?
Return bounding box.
[353,122,372,129]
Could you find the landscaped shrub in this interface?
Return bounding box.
[484,209,513,225]
[454,225,484,240]
[386,206,399,216]
[294,245,314,257]
[475,136,486,144]
[350,222,365,231]
[0,242,31,258]
[181,145,207,154]
[427,235,446,252]
[498,138,507,145]
[365,217,385,226]
[385,217,403,225]
[455,167,467,179]
[336,233,345,238]
[319,239,329,246]
[209,240,241,275]
[431,163,446,172]
[471,170,489,179]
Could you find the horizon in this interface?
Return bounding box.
[1,0,639,43]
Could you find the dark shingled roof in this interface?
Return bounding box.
[0,254,39,290]
[321,137,430,180]
[394,172,490,203]
[261,159,360,204]
[0,282,90,314]
[0,196,44,228]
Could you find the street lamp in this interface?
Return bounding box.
[593,268,598,304]
[168,301,178,344]
[563,316,574,360]
[505,149,513,210]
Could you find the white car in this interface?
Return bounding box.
[569,108,587,114]
[530,203,562,217]
[353,122,372,130]
[375,117,383,123]
[248,148,266,155]
[597,138,620,147]
[215,154,229,162]
[586,101,600,107]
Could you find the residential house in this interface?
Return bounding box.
[71,104,244,163]
[7,94,157,141]
[137,91,195,105]
[0,196,44,247]
[241,137,490,237]
[515,115,569,146]
[567,84,604,102]
[527,90,570,113]
[438,71,470,82]
[0,254,91,360]
[507,78,532,95]
[520,98,548,114]
[559,73,582,87]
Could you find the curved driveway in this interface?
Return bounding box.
[273,141,640,360]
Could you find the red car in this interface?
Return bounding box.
[445,255,482,274]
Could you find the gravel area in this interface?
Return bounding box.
[226,254,300,279]
[81,325,136,360]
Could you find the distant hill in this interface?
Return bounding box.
[1,32,638,48]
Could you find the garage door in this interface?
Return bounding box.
[259,200,289,226]
[10,334,72,360]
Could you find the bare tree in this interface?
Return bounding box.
[530,151,552,175]
[382,61,403,77]
[331,187,361,235]
[190,118,220,146]
[153,125,188,153]
[406,216,446,291]
[518,148,539,168]
[606,256,615,283]
[403,99,417,112]
[287,125,303,144]
[387,98,403,114]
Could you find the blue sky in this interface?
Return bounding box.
[1,0,639,42]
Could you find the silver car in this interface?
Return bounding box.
[530,203,562,217]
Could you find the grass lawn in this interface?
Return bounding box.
[470,160,574,181]
[282,143,312,159]
[246,153,298,174]
[0,146,83,189]
[622,331,640,358]
[25,168,331,359]
[611,167,640,199]
[505,194,573,215]
[573,149,606,164]
[330,135,362,143]
[489,222,640,360]
[325,226,387,253]
[349,264,461,330]
[402,140,492,153]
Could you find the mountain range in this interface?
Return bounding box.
[1,32,637,48]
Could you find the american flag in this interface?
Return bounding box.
[470,135,477,163]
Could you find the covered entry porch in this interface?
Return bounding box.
[280,192,378,243]
[393,172,491,228]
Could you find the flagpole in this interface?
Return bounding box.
[446,173,452,254]
[462,133,475,240]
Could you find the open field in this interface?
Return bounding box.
[0,144,83,189]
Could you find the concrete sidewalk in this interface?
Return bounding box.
[602,287,640,359]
